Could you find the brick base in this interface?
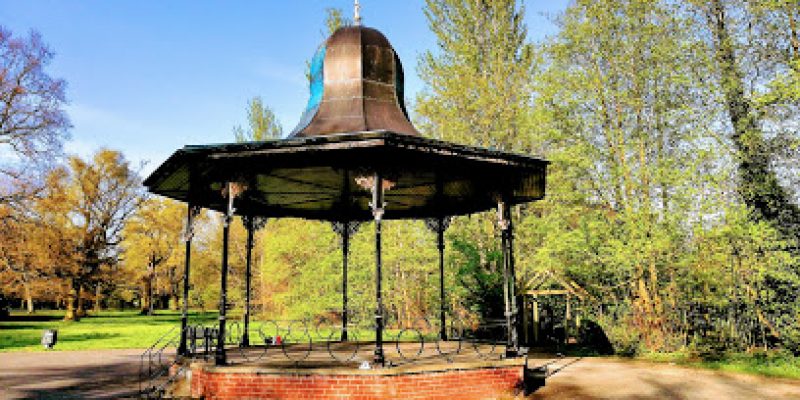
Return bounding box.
[190,364,524,400]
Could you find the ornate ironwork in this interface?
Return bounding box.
[330,220,362,241]
[242,215,268,231]
[424,216,452,233]
[176,314,506,367]
[180,205,202,242]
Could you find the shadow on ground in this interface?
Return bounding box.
[0,350,143,399]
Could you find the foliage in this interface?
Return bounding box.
[0,26,70,207]
[694,0,800,247]
[232,97,283,141]
[416,0,536,151]
[641,348,800,380]
[0,26,69,160]
[122,197,187,314]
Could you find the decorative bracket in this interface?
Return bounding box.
[369,173,386,222]
[497,200,510,231]
[182,205,202,242]
[331,220,363,245]
[222,181,247,227]
[424,216,452,234]
[242,215,268,231]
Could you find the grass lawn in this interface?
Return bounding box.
[0,310,438,352]
[0,309,217,352]
[640,350,800,380]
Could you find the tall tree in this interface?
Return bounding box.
[527,0,732,349]
[695,0,800,246]
[0,26,70,205]
[232,97,283,142]
[43,149,144,320]
[0,27,69,160]
[416,0,536,151]
[123,196,185,315]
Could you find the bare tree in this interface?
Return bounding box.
[0,27,70,206]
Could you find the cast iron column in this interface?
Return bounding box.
[437,218,447,340]
[178,205,197,357]
[216,183,236,365]
[508,207,518,353]
[371,173,385,366]
[342,224,350,341]
[499,200,519,357]
[241,216,254,347]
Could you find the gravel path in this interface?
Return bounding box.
[528,356,800,399]
[1,350,799,399]
[0,349,143,399]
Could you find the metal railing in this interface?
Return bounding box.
[137,313,512,397]
[138,326,185,399]
[181,313,510,367]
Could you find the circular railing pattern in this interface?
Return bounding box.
[183,313,509,366]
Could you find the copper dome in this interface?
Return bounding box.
[289,26,420,137]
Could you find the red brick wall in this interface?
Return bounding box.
[191,366,523,400]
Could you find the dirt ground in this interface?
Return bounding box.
[528,356,800,399]
[1,350,800,399]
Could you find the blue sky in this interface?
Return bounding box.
[1,1,569,175]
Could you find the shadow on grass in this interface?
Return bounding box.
[1,314,63,322]
[0,324,56,330]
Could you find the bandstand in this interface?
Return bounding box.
[141,6,548,399]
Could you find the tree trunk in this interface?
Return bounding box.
[141,275,152,315]
[64,279,80,321]
[94,284,102,313]
[171,294,179,311]
[23,279,34,314]
[76,285,86,318]
[708,0,800,243]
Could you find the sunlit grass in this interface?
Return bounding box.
[0,310,217,352]
[639,350,800,380]
[0,310,449,352]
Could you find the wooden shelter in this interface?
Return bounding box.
[523,270,593,347]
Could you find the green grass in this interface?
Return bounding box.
[0,309,217,352]
[0,310,443,352]
[639,350,800,380]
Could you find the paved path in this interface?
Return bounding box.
[528,356,800,399]
[0,349,143,399]
[1,350,800,399]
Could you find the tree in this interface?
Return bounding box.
[232,97,283,142]
[0,202,53,313]
[123,196,186,315]
[41,149,144,320]
[0,26,69,160]
[523,0,799,352]
[416,0,536,151]
[324,8,350,35]
[693,0,800,247]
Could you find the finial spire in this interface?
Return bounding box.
[354,0,362,26]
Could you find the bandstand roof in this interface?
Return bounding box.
[143,130,547,221]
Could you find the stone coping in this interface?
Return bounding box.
[191,357,526,376]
